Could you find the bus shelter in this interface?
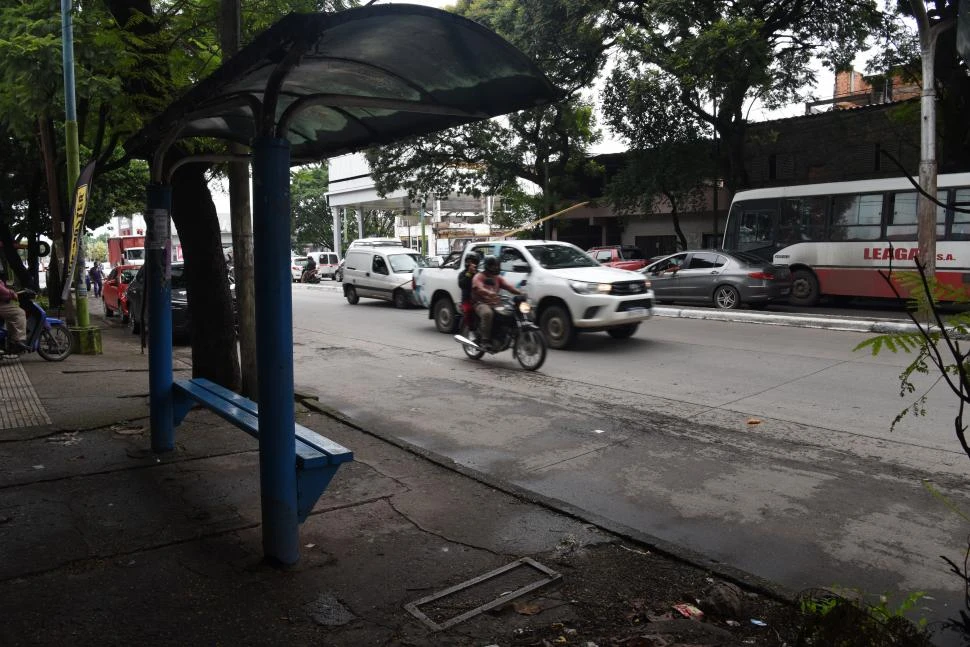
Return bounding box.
[123,5,558,565]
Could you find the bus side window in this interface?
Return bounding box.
[781,197,827,243]
[831,193,883,241]
[951,189,970,239]
[887,191,946,240]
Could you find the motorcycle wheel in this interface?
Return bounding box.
[461,329,485,360]
[514,329,546,371]
[37,323,73,361]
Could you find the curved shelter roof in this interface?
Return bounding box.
[125,4,561,164]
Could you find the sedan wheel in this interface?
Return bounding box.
[713,285,741,309]
[539,304,576,350]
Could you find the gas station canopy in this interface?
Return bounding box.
[125,4,561,162]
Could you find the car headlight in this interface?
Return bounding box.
[568,280,612,295]
[643,279,652,288]
[518,300,532,315]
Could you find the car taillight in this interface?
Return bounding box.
[411,277,416,289]
[747,271,775,280]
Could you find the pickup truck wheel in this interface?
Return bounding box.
[540,305,576,350]
[607,323,639,339]
[434,297,458,333]
[345,285,360,305]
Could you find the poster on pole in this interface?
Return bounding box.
[60,159,97,302]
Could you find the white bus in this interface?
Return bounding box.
[722,172,970,305]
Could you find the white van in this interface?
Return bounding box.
[342,246,427,308]
[347,237,404,249]
[306,251,341,280]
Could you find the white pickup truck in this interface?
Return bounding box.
[413,240,654,349]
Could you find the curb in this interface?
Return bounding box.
[652,306,922,334]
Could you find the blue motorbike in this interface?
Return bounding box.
[0,290,72,361]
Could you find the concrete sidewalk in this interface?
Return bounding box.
[0,302,799,646]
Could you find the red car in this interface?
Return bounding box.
[588,245,649,271]
[102,264,139,322]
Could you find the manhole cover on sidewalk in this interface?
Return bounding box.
[0,359,51,430]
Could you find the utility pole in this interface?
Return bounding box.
[221,0,258,398]
[910,0,955,277]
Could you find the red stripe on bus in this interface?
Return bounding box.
[815,268,970,299]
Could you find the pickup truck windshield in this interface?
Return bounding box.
[526,244,599,269]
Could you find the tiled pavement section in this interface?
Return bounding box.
[0,358,50,429]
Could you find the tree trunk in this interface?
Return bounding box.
[171,161,241,390]
[38,116,66,307]
[221,0,258,398]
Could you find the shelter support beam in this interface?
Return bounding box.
[147,184,174,452]
[252,137,299,565]
[356,205,364,239]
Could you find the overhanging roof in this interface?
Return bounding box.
[125,5,561,164]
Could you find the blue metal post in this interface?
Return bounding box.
[146,185,174,452]
[252,137,299,565]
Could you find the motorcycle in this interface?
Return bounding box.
[301,267,321,284]
[0,290,73,361]
[454,295,547,371]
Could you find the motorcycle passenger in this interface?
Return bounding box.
[471,255,522,349]
[0,269,28,353]
[457,252,479,330]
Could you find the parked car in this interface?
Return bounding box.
[641,250,792,309]
[306,251,341,280]
[291,256,307,282]
[102,264,139,322]
[126,263,237,339]
[588,245,649,271]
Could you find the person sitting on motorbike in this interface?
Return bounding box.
[471,255,522,348]
[301,255,317,283]
[0,269,28,353]
[457,252,479,330]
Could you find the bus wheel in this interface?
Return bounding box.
[789,270,820,306]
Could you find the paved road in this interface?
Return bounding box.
[291,285,970,637]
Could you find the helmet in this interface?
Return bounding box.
[483,255,500,275]
[465,252,480,266]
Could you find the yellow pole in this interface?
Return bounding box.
[492,201,590,240]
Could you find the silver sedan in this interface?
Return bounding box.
[642,250,792,309]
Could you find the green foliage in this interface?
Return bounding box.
[367,0,607,216]
[608,0,881,191]
[796,588,932,646]
[854,265,970,457]
[601,61,714,248]
[290,164,332,249]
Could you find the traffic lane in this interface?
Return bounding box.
[291,287,954,455]
[286,304,970,631]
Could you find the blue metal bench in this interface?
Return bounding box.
[172,377,352,521]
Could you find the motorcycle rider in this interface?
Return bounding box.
[471,255,522,349]
[457,252,479,331]
[301,255,318,283]
[0,268,28,353]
